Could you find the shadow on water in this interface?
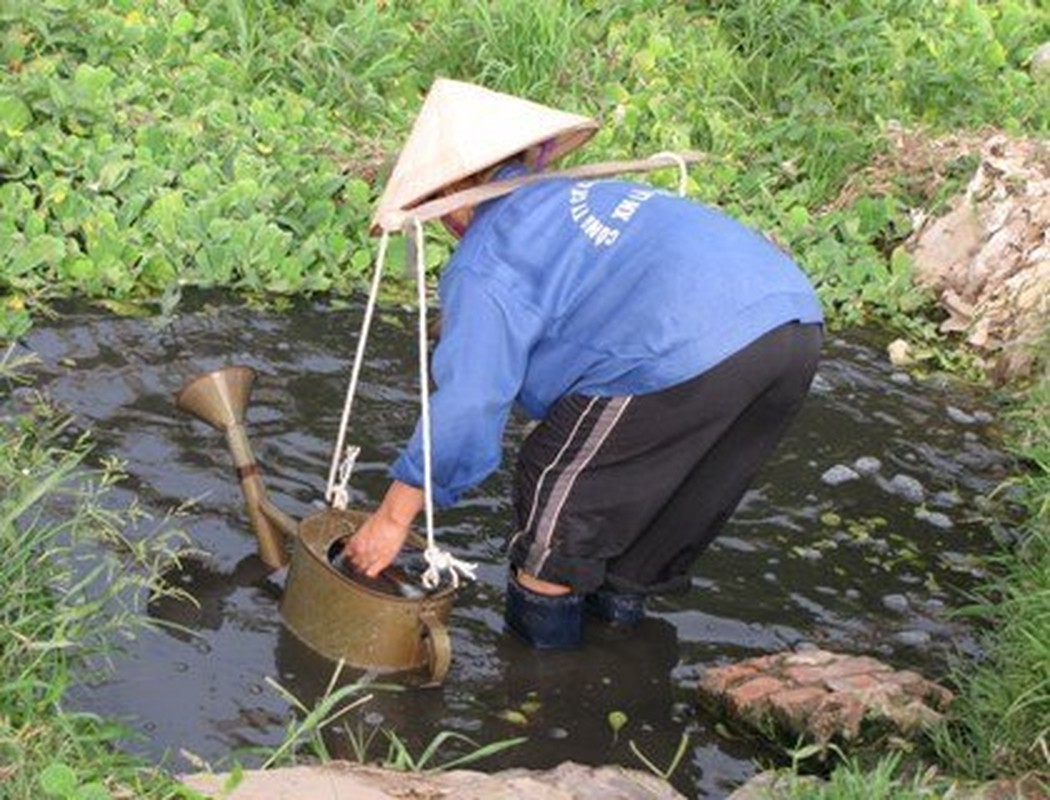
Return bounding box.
[7,292,1017,797]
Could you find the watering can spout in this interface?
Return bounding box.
[175,366,297,569]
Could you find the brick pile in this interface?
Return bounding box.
[698,648,953,745]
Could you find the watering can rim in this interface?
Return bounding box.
[299,508,457,604]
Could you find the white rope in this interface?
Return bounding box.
[410,217,477,590]
[649,151,689,196]
[325,232,390,510]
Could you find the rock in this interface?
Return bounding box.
[916,508,954,530]
[887,338,914,366]
[886,474,926,504]
[931,490,962,508]
[697,649,952,747]
[946,405,976,425]
[182,761,685,800]
[972,410,994,424]
[906,132,1050,381]
[889,371,912,385]
[727,771,815,799]
[821,465,860,486]
[895,629,932,647]
[852,456,882,476]
[881,594,909,613]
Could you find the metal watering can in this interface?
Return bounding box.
[175,366,454,686]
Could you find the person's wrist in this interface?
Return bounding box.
[380,500,414,530]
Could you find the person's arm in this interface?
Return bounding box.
[346,268,543,576]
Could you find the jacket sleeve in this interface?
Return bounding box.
[391,268,543,507]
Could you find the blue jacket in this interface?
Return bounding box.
[392,166,823,506]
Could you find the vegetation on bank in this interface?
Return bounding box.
[0,1,1047,798]
[1,0,1047,348]
[0,351,193,798]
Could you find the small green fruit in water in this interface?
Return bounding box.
[607,710,628,740]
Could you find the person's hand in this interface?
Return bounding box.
[344,509,411,578]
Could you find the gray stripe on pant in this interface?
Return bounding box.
[525,396,633,577]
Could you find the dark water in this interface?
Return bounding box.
[10,294,1015,797]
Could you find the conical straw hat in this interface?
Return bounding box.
[372,78,598,233]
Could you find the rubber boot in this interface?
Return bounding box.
[504,574,583,650]
[584,589,646,627]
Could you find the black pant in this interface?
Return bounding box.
[508,322,822,594]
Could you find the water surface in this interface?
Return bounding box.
[12,293,1014,797]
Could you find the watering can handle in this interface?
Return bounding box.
[419,609,451,687]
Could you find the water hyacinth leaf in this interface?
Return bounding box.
[10,236,66,275]
[0,94,33,133]
[172,10,196,37]
[39,762,78,797]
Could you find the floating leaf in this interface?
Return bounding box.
[39,762,78,797]
[497,709,529,726]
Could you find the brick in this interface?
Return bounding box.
[699,662,761,696]
[879,670,925,691]
[769,686,828,732]
[727,677,785,716]
[812,692,867,741]
[887,699,942,733]
[818,655,891,681]
[783,664,828,686]
[823,672,881,693]
[782,649,838,668]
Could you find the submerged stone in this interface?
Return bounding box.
[821,464,860,486]
[881,594,909,613]
[852,456,882,475]
[946,405,976,425]
[916,508,954,530]
[895,629,932,647]
[886,474,926,504]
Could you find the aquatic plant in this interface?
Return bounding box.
[0,357,192,798]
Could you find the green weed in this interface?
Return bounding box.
[0,361,194,797]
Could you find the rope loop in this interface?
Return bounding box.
[649,151,689,196]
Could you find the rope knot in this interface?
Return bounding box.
[421,545,478,590]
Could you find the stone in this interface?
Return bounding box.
[886,473,926,503]
[697,648,952,748]
[727,676,785,716]
[887,338,914,366]
[881,593,909,613]
[182,761,685,800]
[889,371,912,385]
[727,771,816,800]
[852,455,882,475]
[821,464,860,486]
[916,508,954,529]
[895,629,932,647]
[946,405,976,425]
[931,490,962,508]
